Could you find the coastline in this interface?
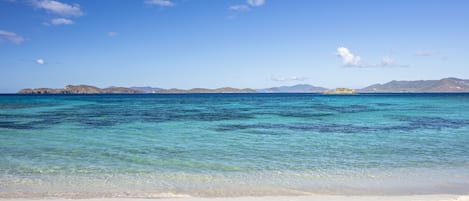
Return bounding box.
[13,78,469,94]
[1,195,469,201]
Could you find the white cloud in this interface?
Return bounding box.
[31,0,83,16]
[229,5,250,11]
[0,30,24,44]
[36,58,45,65]
[49,18,73,25]
[336,47,361,66]
[108,32,118,37]
[271,76,308,82]
[247,0,265,7]
[335,47,407,68]
[381,56,395,66]
[415,50,439,56]
[145,0,174,6]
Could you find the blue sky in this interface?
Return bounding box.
[1,0,468,92]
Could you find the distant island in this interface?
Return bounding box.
[257,84,327,93]
[17,77,469,94]
[18,85,257,94]
[18,85,142,94]
[359,77,469,93]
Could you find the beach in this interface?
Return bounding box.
[2,195,469,201]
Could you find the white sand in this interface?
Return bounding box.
[2,195,469,201]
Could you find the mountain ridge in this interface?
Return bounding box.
[16,77,469,94]
[359,77,469,92]
[257,84,327,93]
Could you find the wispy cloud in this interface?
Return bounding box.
[46,18,74,26]
[229,0,265,12]
[247,0,265,7]
[36,58,45,65]
[336,47,361,66]
[229,5,250,11]
[31,0,83,17]
[28,0,83,26]
[145,0,174,7]
[415,50,439,56]
[336,47,407,68]
[0,30,24,44]
[271,76,308,82]
[108,32,118,37]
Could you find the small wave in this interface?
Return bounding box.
[440,196,469,201]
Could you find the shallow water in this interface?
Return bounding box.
[0,93,468,198]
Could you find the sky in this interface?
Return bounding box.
[1,0,468,92]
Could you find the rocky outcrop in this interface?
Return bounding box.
[324,88,356,94]
[64,85,102,94]
[360,77,469,92]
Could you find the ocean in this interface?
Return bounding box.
[1,93,469,198]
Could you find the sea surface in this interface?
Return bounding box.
[1,93,469,198]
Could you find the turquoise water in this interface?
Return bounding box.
[1,93,469,198]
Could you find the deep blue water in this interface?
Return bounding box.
[1,93,469,198]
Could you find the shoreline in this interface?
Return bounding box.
[1,195,469,201]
